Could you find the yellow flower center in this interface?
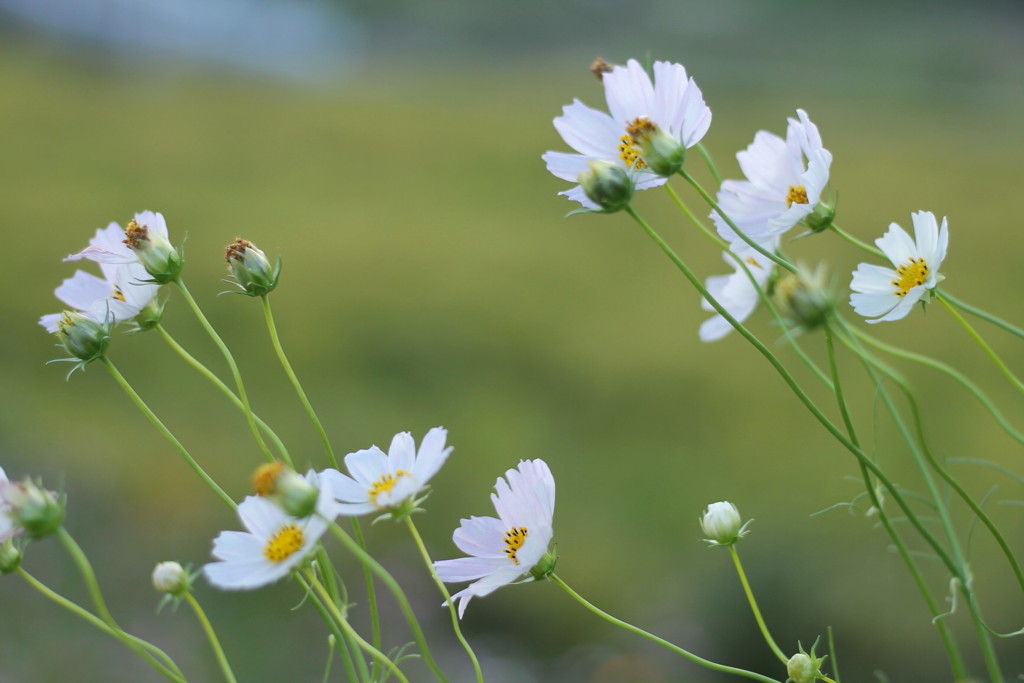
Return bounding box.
[618,134,646,169]
[252,462,285,496]
[367,470,411,505]
[786,185,809,207]
[503,526,529,565]
[111,283,126,302]
[891,257,929,297]
[263,523,304,563]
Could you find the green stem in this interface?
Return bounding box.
[727,546,787,664]
[325,520,449,683]
[261,295,337,468]
[349,519,383,681]
[155,323,293,465]
[551,574,780,682]
[305,570,409,683]
[939,291,1024,340]
[405,518,484,683]
[184,593,237,683]
[17,568,185,682]
[936,292,1024,394]
[100,356,234,509]
[300,573,362,683]
[172,278,274,462]
[828,223,884,259]
[678,170,796,273]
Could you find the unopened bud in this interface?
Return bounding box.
[800,202,836,234]
[0,539,21,574]
[225,238,280,297]
[56,311,110,363]
[700,501,749,547]
[124,217,183,284]
[626,117,685,177]
[152,561,191,596]
[787,653,815,683]
[529,547,559,581]
[578,160,633,213]
[3,479,64,540]
[252,463,318,518]
[773,263,833,333]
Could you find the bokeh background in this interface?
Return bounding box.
[2,1,1023,681]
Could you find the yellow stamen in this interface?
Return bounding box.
[618,134,646,169]
[367,470,411,505]
[123,219,150,251]
[263,523,304,562]
[503,526,529,565]
[744,257,762,269]
[110,283,126,302]
[786,185,809,207]
[891,257,929,297]
[252,462,285,496]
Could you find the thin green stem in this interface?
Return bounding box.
[939,291,1024,340]
[261,295,337,468]
[298,572,371,683]
[664,183,728,248]
[305,570,409,683]
[300,574,362,683]
[17,568,186,683]
[172,278,274,462]
[694,142,723,185]
[727,546,787,664]
[551,574,781,682]
[936,292,1024,394]
[678,169,796,273]
[826,626,840,683]
[325,520,450,683]
[405,518,484,683]
[184,593,237,683]
[828,223,884,259]
[100,356,234,508]
[155,323,293,465]
[349,519,383,681]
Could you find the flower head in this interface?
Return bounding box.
[152,561,191,596]
[225,238,280,297]
[700,501,749,546]
[0,474,65,540]
[849,211,948,323]
[543,59,711,209]
[711,110,832,249]
[65,211,182,284]
[320,427,452,518]
[204,472,338,590]
[434,459,557,618]
[699,240,777,342]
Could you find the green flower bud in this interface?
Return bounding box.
[152,561,191,596]
[5,479,64,540]
[124,218,183,284]
[252,463,318,518]
[56,311,110,363]
[0,539,22,574]
[225,238,281,297]
[800,202,836,234]
[786,640,827,683]
[772,263,833,333]
[529,547,559,581]
[700,501,749,547]
[626,117,685,177]
[578,160,633,213]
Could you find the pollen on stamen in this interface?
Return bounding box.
[890,257,929,297]
[503,526,529,565]
[123,219,150,251]
[252,462,285,496]
[263,523,304,563]
[618,135,646,169]
[111,283,126,302]
[367,469,411,505]
[786,185,809,207]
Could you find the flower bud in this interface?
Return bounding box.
[787,653,816,683]
[252,463,319,518]
[131,297,166,332]
[0,539,22,574]
[800,202,836,234]
[56,311,110,363]
[529,547,559,581]
[626,117,685,177]
[124,218,183,284]
[225,238,281,297]
[772,263,833,333]
[578,160,633,213]
[700,501,748,547]
[3,479,65,540]
[152,561,191,596]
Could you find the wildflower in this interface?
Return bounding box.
[0,475,65,540]
[711,110,832,249]
[434,459,557,618]
[320,427,452,518]
[543,59,711,209]
[700,501,749,547]
[52,310,111,364]
[152,561,191,596]
[252,462,319,518]
[849,211,948,323]
[224,238,281,297]
[204,472,338,590]
[699,241,777,342]
[66,211,182,284]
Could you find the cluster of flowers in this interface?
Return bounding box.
[544,58,950,339]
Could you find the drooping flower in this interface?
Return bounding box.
[40,222,160,334]
[849,211,948,323]
[204,472,338,590]
[434,459,557,618]
[711,110,832,249]
[699,240,777,342]
[320,427,452,517]
[65,211,182,283]
[543,59,712,209]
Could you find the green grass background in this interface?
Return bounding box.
[1,4,1024,680]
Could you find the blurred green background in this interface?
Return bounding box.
[2,1,1023,681]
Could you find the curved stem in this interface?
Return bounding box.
[829,223,884,259]
[172,278,274,462]
[939,291,1024,340]
[551,574,781,682]
[694,142,722,185]
[348,520,382,681]
[727,546,787,664]
[261,296,337,468]
[300,573,362,683]
[17,568,186,682]
[405,518,484,683]
[100,356,234,509]
[936,291,1024,395]
[184,593,237,683]
[155,323,293,465]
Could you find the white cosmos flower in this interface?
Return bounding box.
[320,427,452,516]
[543,59,712,209]
[434,459,556,618]
[204,472,338,590]
[64,210,169,265]
[850,211,948,323]
[699,239,778,342]
[712,110,831,249]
